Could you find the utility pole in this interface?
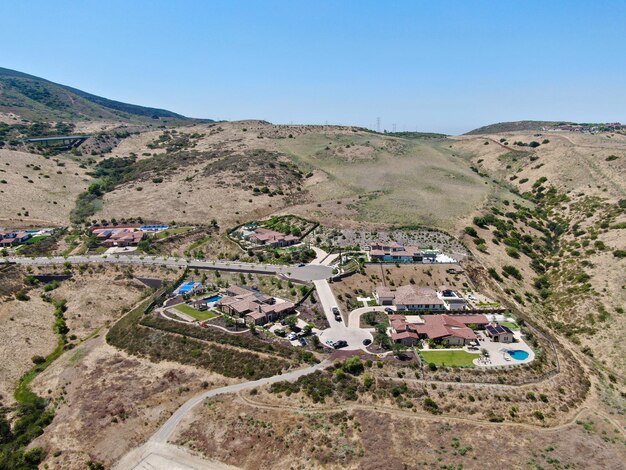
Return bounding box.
[392,123,396,132]
[376,117,380,133]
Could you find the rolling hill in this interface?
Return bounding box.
[0,67,207,123]
[465,120,569,135]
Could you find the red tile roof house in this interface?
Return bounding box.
[0,231,31,246]
[390,314,488,346]
[216,285,295,326]
[375,285,446,312]
[391,331,419,346]
[92,227,146,247]
[247,228,300,248]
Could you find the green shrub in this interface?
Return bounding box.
[502,265,523,280]
[342,357,364,375]
[15,291,30,301]
[488,268,503,282]
[423,397,440,414]
[464,226,478,237]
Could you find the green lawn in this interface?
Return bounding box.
[20,235,49,245]
[15,235,49,252]
[420,350,477,367]
[156,226,195,239]
[174,304,218,321]
[499,321,520,330]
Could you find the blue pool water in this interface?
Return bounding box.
[507,350,529,361]
[204,294,222,303]
[177,281,198,294]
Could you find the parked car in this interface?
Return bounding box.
[333,340,348,349]
[335,314,342,322]
[331,306,340,315]
[362,338,372,346]
[298,263,306,267]
[384,307,394,314]
[298,337,307,346]
[274,328,286,337]
[288,332,298,341]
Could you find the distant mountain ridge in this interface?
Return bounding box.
[0,67,208,123]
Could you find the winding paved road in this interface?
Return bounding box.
[2,254,333,282]
[114,360,331,470]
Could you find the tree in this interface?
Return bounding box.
[464,226,478,237]
[31,355,46,365]
[86,234,100,249]
[0,413,12,444]
[342,357,364,375]
[284,315,297,329]
[363,311,378,326]
[374,323,391,349]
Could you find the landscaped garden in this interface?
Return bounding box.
[174,303,218,321]
[420,350,477,367]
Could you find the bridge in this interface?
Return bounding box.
[26,135,91,149]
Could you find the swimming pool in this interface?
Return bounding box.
[204,294,222,303]
[177,281,198,294]
[507,350,529,361]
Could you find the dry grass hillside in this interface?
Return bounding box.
[0,148,89,226]
[93,121,500,231]
[451,132,626,379]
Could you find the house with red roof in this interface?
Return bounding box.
[216,285,295,325]
[390,314,488,346]
[248,227,300,248]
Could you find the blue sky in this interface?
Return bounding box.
[2,1,625,134]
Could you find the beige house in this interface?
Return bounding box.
[485,324,515,343]
[216,285,295,325]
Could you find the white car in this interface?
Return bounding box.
[287,332,298,341]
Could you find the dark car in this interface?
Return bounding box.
[384,307,394,314]
[334,314,342,322]
[332,307,340,315]
[333,340,348,349]
[298,337,307,346]
[362,338,372,346]
[298,263,306,267]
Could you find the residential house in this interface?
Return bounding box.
[247,228,300,248]
[391,331,419,346]
[390,314,488,346]
[375,285,446,311]
[374,286,395,306]
[92,226,146,247]
[437,286,468,311]
[217,285,295,325]
[0,231,31,246]
[485,324,515,343]
[368,241,437,263]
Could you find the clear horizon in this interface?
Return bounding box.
[2,0,625,134]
